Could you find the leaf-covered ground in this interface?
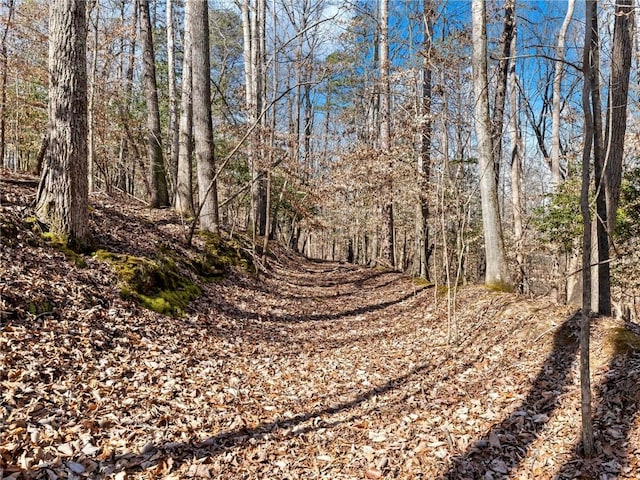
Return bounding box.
[1,171,640,479]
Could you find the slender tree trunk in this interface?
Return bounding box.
[35,0,90,250]
[416,0,433,280]
[509,25,525,293]
[379,0,395,267]
[589,7,610,315]
[604,0,634,232]
[140,0,169,207]
[87,0,99,192]
[191,0,219,232]
[580,0,596,457]
[175,0,194,216]
[491,0,515,183]
[472,0,511,287]
[117,0,138,195]
[551,0,575,188]
[167,0,179,197]
[0,0,15,168]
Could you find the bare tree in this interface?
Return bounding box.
[192,0,219,232]
[167,0,179,196]
[491,0,515,182]
[551,0,575,188]
[35,0,90,250]
[379,0,395,267]
[604,0,634,232]
[140,0,169,208]
[416,0,433,280]
[472,0,510,287]
[579,0,596,457]
[175,0,194,216]
[0,0,15,168]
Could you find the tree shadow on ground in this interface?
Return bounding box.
[99,349,458,478]
[439,312,581,479]
[553,321,640,479]
[214,287,426,324]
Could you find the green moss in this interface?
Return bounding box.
[41,232,88,268]
[606,327,640,356]
[197,231,255,276]
[412,277,433,287]
[28,300,52,315]
[485,281,515,293]
[95,250,201,316]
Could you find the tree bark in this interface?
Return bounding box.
[191,0,219,232]
[579,0,596,457]
[117,0,138,195]
[491,0,515,184]
[175,0,194,216]
[472,0,510,287]
[140,0,169,208]
[379,0,395,267]
[551,0,575,188]
[35,0,90,250]
[508,20,525,293]
[167,0,179,197]
[0,0,15,169]
[87,0,99,192]
[416,0,433,280]
[604,0,634,233]
[588,6,610,315]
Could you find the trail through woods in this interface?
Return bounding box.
[1,172,640,479]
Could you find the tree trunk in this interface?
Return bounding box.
[191,0,219,232]
[175,0,194,216]
[589,6,610,316]
[0,0,15,169]
[140,0,169,208]
[508,21,525,293]
[472,0,510,287]
[604,0,634,232]
[379,0,395,267]
[167,0,179,197]
[491,0,515,184]
[551,0,575,188]
[87,0,99,192]
[416,0,433,281]
[35,0,90,250]
[579,0,596,457]
[117,0,138,195]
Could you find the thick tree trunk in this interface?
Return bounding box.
[605,0,634,232]
[472,0,510,287]
[175,0,194,216]
[35,0,90,250]
[191,0,219,232]
[140,0,169,208]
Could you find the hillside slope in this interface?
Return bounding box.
[1,171,639,479]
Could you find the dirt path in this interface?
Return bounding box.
[2,176,640,479]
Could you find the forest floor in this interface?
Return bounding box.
[1,170,640,480]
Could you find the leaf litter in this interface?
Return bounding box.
[1,171,640,479]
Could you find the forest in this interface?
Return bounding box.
[1,0,640,478]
